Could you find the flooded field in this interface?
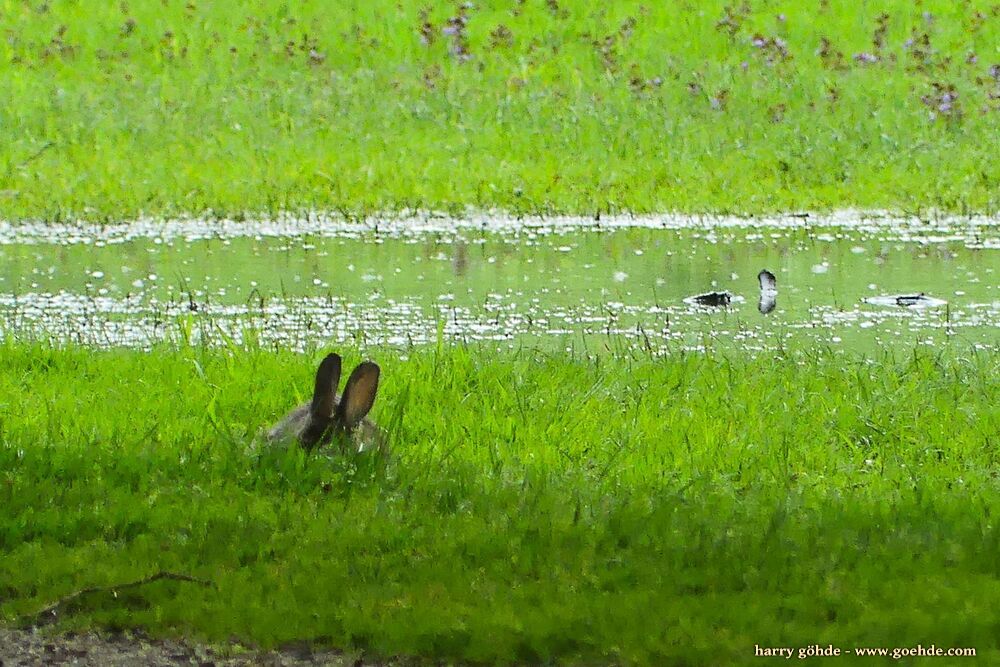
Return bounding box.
[1,214,997,353]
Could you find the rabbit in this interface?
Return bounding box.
[267,352,384,452]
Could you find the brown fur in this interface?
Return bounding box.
[267,353,384,452]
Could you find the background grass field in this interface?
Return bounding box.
[1,0,999,219]
[1,343,999,663]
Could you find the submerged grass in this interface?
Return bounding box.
[1,342,999,663]
[1,0,999,219]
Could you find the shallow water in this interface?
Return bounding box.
[0,214,997,353]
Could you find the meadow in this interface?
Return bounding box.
[1,342,999,663]
[2,0,1000,664]
[0,0,998,219]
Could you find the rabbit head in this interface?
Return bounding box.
[268,353,381,451]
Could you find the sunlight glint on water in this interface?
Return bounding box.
[0,214,997,352]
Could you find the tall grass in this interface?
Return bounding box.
[1,0,998,219]
[1,342,998,663]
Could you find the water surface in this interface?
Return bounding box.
[0,213,997,353]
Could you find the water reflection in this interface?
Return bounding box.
[0,219,997,353]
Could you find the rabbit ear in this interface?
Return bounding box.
[310,353,342,421]
[336,361,380,429]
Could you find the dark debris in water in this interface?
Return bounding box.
[685,291,733,308]
[863,293,949,308]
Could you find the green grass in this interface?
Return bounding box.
[1,0,999,219]
[1,341,999,663]
[3,3,998,664]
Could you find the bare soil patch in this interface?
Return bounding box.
[0,627,392,666]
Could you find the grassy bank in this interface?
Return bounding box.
[1,342,998,663]
[1,0,999,219]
